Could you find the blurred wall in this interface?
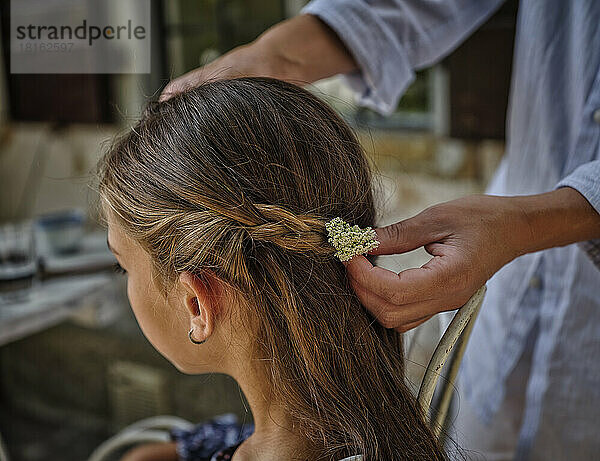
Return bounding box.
[0,123,118,223]
[0,0,165,225]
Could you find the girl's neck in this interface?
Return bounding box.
[230,362,315,461]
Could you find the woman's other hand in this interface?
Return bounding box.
[159,14,357,102]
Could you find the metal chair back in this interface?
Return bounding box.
[416,285,487,439]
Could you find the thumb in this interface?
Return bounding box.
[159,79,190,102]
[369,212,442,256]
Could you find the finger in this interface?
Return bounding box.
[158,90,176,102]
[160,71,202,101]
[367,212,448,256]
[160,66,231,102]
[395,314,434,334]
[346,254,446,305]
[159,81,189,102]
[349,276,451,328]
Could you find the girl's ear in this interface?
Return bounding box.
[178,271,222,343]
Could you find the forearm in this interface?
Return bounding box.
[159,14,356,101]
[511,187,600,256]
[251,14,358,84]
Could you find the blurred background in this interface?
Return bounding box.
[0,0,517,459]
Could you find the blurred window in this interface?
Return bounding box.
[162,0,516,138]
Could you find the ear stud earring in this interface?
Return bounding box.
[188,328,206,345]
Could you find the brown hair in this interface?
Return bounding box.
[95,77,447,460]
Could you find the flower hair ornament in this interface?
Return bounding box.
[325,217,380,262]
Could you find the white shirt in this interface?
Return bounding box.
[301,0,600,459]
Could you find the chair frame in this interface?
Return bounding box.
[416,285,487,438]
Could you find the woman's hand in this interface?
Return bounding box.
[345,188,600,333]
[159,14,357,102]
[159,43,273,101]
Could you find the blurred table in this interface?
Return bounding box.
[0,230,121,347]
[0,272,117,347]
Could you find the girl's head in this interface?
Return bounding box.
[96,77,445,460]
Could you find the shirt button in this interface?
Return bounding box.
[593,109,600,125]
[529,275,542,289]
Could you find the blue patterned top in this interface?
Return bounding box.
[169,413,254,461]
[169,413,365,461]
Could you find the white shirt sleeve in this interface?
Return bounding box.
[300,0,506,115]
[556,160,600,269]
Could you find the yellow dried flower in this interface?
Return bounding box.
[325,216,380,262]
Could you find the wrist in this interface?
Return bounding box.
[250,32,310,83]
[252,14,357,85]
[509,187,600,256]
[217,41,281,80]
